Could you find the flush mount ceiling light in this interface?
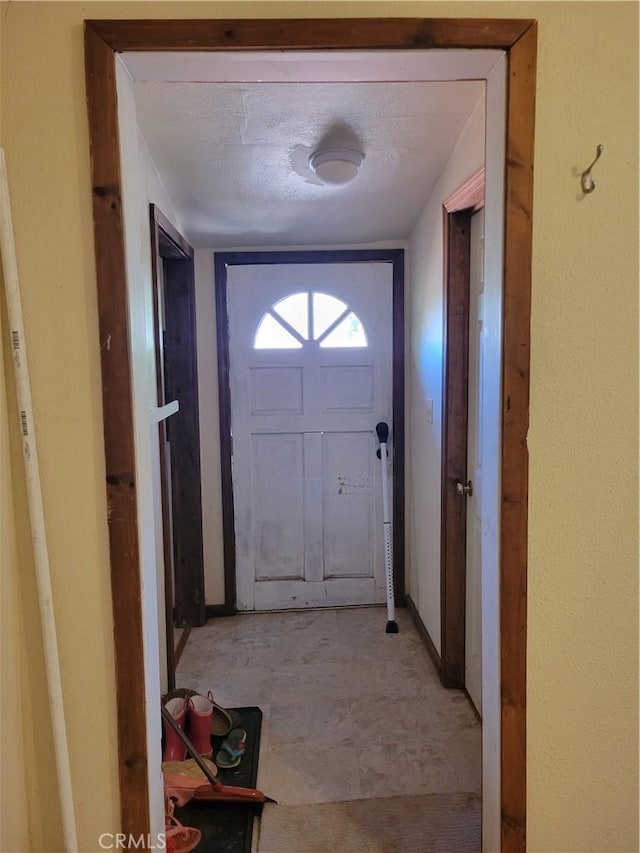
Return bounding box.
[309,148,365,186]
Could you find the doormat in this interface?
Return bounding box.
[174,706,263,853]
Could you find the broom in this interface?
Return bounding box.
[161,704,277,806]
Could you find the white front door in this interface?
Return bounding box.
[465,208,484,714]
[227,261,393,611]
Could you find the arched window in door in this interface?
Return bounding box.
[254,291,368,349]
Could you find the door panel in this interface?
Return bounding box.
[322,431,374,579]
[251,367,303,415]
[321,365,374,412]
[227,260,393,610]
[253,433,305,579]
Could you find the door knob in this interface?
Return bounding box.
[455,479,473,497]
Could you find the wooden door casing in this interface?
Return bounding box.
[85,19,535,848]
[150,205,205,657]
[215,249,405,613]
[225,260,394,611]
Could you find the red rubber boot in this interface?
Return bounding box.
[187,694,214,758]
[163,696,188,762]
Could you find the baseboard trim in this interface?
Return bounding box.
[205,604,237,619]
[174,627,191,668]
[463,687,483,723]
[405,594,441,674]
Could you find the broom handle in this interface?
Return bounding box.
[1,149,78,851]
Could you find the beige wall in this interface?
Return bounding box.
[1,3,637,852]
[523,5,638,850]
[194,248,227,605]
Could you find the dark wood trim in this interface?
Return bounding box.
[501,23,537,852]
[173,627,191,668]
[162,254,206,627]
[392,253,406,606]
[440,209,472,689]
[214,248,405,608]
[152,204,194,259]
[84,18,535,847]
[406,594,441,674]
[214,249,403,265]
[87,18,533,52]
[407,595,481,727]
[150,204,205,633]
[464,687,483,724]
[205,603,237,619]
[149,205,167,406]
[84,23,149,838]
[213,255,238,612]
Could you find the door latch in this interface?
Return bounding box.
[455,479,473,497]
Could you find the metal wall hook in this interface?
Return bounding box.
[581,144,603,194]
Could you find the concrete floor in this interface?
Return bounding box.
[176,606,480,810]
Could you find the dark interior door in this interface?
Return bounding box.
[150,205,205,689]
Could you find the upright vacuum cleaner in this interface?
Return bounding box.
[376,422,398,633]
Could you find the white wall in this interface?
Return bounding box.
[115,58,185,842]
[406,83,507,847]
[194,249,226,605]
[477,64,506,851]
[406,92,486,646]
[406,65,507,850]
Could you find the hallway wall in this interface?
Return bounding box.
[406,93,485,651]
[1,3,637,852]
[194,248,227,605]
[406,89,508,844]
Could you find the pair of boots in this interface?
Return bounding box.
[163,694,214,761]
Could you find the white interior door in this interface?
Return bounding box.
[227,261,393,611]
[465,209,484,714]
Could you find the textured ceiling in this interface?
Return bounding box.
[132,80,484,248]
